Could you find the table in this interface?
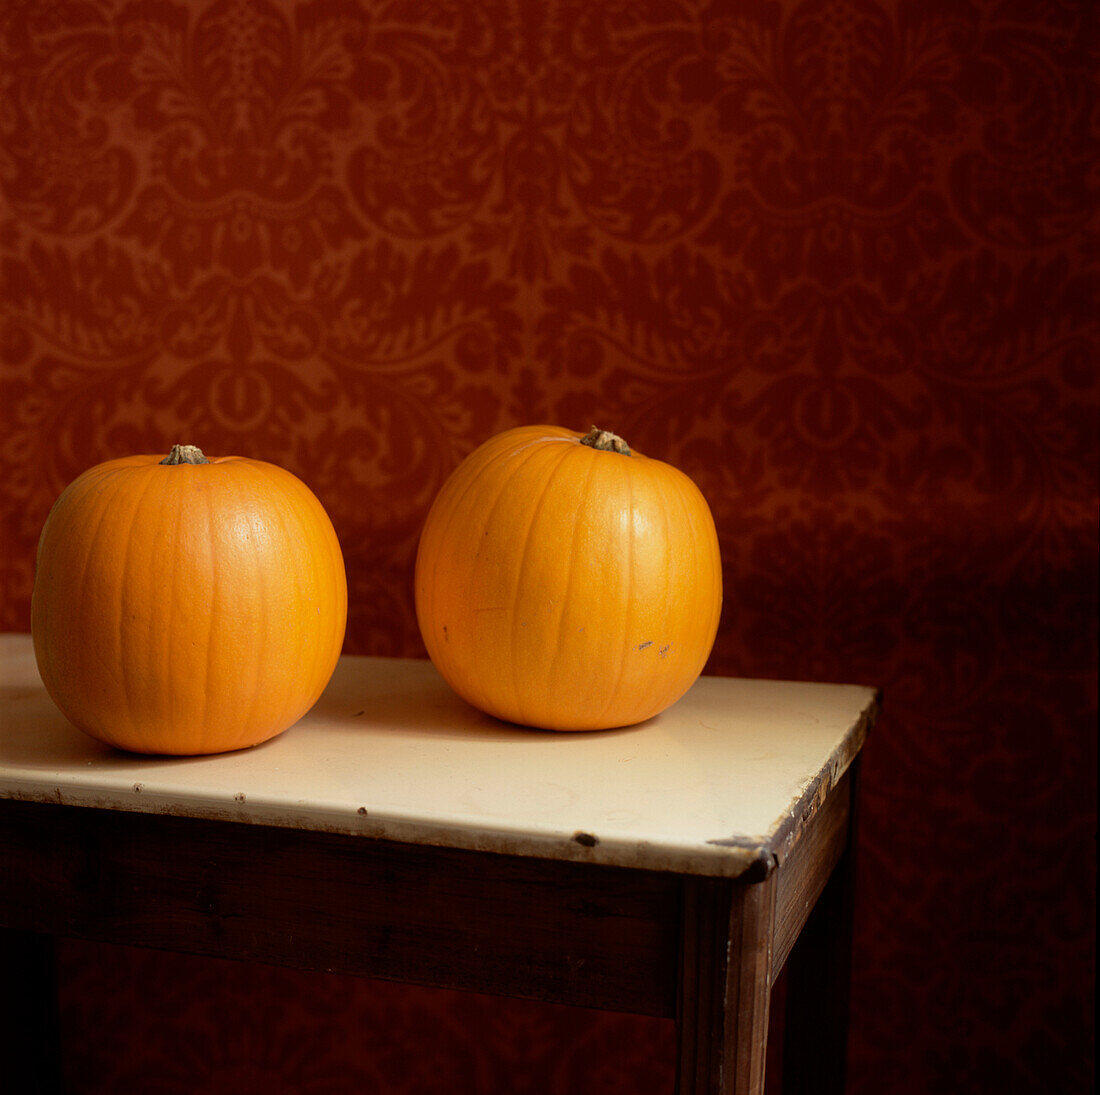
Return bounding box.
[0,632,877,1094]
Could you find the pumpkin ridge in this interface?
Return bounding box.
[121,465,166,746]
[278,469,337,729]
[52,467,134,733]
[160,470,187,744]
[464,440,563,713]
[660,467,686,717]
[593,452,636,728]
[278,481,304,734]
[540,446,596,710]
[420,434,556,706]
[679,467,723,635]
[196,473,219,753]
[418,439,530,653]
[290,487,324,726]
[508,444,576,725]
[637,466,680,724]
[237,469,270,750]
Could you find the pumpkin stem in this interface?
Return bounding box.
[161,444,210,466]
[580,426,631,456]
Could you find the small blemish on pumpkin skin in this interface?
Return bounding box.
[659,645,671,657]
[638,641,653,651]
[357,807,368,816]
[132,782,143,793]
[573,831,599,847]
[234,792,246,803]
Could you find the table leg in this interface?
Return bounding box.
[1,928,63,1094]
[676,871,778,1095]
[781,763,860,1094]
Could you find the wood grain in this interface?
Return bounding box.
[772,766,853,982]
[675,874,778,1095]
[0,798,682,1016]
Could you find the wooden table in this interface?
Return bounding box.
[0,632,877,1094]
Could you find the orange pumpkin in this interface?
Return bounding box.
[31,444,347,755]
[415,426,723,730]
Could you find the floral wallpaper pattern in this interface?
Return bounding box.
[1,0,1096,1091]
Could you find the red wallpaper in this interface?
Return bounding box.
[1,0,1096,1091]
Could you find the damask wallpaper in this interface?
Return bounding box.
[1,0,1096,1092]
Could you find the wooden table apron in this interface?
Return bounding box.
[0,636,876,1094]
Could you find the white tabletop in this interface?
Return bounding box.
[0,633,876,878]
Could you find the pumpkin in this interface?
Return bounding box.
[31,444,347,755]
[414,425,722,730]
